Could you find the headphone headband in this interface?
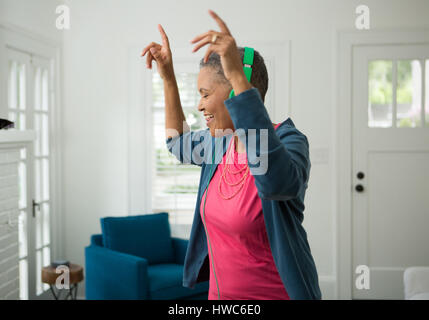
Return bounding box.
[229,46,254,98]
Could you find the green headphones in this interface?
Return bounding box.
[202,46,254,300]
[228,47,255,98]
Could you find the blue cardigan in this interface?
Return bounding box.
[166,87,322,300]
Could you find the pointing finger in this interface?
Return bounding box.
[208,9,232,35]
[158,24,170,49]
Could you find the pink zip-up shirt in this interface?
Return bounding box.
[200,122,290,300]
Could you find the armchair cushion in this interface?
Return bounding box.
[100,212,175,265]
[147,263,208,300]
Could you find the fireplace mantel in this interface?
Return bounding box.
[0,130,36,145]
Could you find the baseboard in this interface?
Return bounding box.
[319,276,337,300]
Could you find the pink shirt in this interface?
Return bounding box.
[200,122,290,300]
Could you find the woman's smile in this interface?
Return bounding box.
[204,113,215,125]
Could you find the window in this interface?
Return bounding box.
[368,59,429,128]
[151,72,205,225]
[8,61,26,130]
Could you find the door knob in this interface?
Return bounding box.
[355,184,364,192]
[357,172,365,179]
[32,199,40,218]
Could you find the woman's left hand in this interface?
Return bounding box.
[190,9,246,84]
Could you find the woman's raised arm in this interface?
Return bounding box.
[141,24,190,139]
[224,87,311,201]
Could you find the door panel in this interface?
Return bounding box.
[352,44,429,299]
[31,56,52,297]
[6,48,53,299]
[368,152,429,266]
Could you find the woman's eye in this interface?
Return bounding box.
[203,95,208,98]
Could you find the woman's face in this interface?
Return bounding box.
[197,67,235,137]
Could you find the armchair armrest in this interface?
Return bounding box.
[85,245,150,299]
[172,237,188,265]
[404,266,429,299]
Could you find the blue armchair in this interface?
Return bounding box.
[84,212,209,300]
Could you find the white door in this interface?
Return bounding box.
[6,48,53,299]
[352,44,429,299]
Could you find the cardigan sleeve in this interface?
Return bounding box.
[165,129,213,167]
[224,87,310,201]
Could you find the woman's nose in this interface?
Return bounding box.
[197,102,204,112]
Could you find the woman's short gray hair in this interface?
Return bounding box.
[199,47,269,102]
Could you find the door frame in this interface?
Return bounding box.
[336,28,429,299]
[0,21,63,299]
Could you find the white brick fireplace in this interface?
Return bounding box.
[0,130,35,300]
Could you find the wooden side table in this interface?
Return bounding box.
[42,263,84,300]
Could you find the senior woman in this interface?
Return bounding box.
[141,10,321,300]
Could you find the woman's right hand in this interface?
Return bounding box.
[141,24,175,81]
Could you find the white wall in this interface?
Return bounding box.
[3,0,429,299]
[0,0,63,43]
